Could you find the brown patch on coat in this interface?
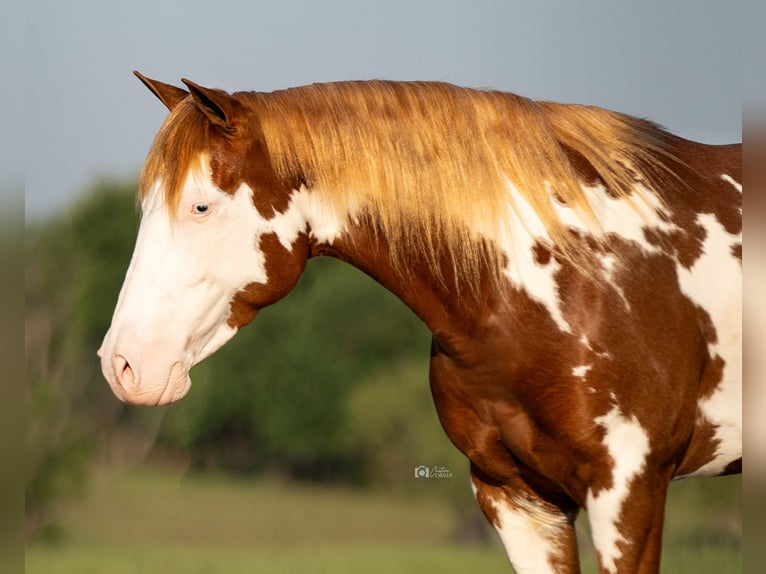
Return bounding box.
[673,346,727,476]
[227,233,308,329]
[544,233,716,487]
[206,108,303,219]
[643,139,741,268]
[643,224,707,269]
[532,241,553,266]
[674,417,720,476]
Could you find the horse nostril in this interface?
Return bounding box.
[113,354,136,390]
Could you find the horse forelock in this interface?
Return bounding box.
[139,80,678,290]
[139,98,210,214]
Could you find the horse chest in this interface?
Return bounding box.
[428,326,603,494]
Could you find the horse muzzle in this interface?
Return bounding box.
[98,340,192,406]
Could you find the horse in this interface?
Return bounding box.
[99,72,742,574]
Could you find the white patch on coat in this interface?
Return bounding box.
[586,403,651,574]
[721,173,742,193]
[553,182,677,254]
[579,335,612,360]
[599,253,630,309]
[673,211,742,475]
[572,364,592,379]
[498,182,573,333]
[472,479,571,574]
[291,186,348,244]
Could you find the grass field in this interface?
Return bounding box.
[26,465,741,573]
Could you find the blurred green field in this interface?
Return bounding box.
[26,465,507,574]
[26,465,740,574]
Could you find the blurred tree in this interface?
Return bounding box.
[25,180,141,540]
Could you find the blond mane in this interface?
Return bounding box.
[141,81,675,294]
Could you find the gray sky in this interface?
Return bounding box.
[22,0,742,221]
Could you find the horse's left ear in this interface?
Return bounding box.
[134,71,188,111]
[181,78,240,130]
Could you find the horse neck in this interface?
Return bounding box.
[307,218,499,347]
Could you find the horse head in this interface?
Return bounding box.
[98,74,310,405]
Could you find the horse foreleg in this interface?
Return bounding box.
[471,464,581,574]
[586,468,671,574]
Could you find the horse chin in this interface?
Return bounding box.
[157,370,192,405]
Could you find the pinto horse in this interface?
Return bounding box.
[99,73,741,574]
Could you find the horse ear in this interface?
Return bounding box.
[133,71,188,111]
[181,78,239,130]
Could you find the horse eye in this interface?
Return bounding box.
[192,203,210,215]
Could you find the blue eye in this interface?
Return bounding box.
[192,203,210,215]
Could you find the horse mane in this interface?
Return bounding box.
[140,80,675,294]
